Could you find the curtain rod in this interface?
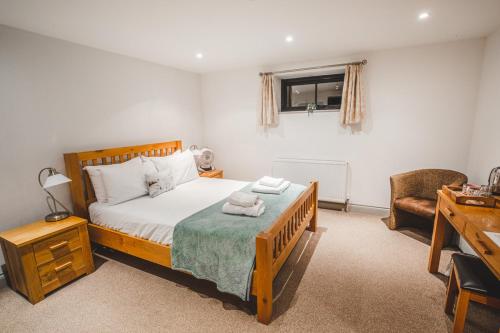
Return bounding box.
[259,59,367,76]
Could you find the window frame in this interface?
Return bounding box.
[280,73,345,112]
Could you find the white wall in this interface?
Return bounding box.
[201,39,485,208]
[459,28,500,254]
[467,28,500,184]
[0,26,202,264]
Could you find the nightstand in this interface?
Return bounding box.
[199,169,224,179]
[0,216,94,304]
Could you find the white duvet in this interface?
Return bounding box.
[89,177,249,245]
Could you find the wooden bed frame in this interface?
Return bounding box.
[64,140,318,324]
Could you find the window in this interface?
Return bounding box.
[280,73,345,112]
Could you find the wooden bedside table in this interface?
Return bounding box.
[199,169,224,178]
[0,216,94,304]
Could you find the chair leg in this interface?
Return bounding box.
[452,289,471,333]
[445,265,458,315]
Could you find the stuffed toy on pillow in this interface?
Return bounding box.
[145,168,176,198]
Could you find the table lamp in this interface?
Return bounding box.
[38,167,72,222]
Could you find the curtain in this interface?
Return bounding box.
[340,64,365,126]
[259,74,279,128]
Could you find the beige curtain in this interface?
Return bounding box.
[259,74,279,128]
[340,64,365,126]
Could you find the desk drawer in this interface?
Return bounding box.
[33,228,82,266]
[37,248,87,294]
[439,200,466,233]
[464,223,500,278]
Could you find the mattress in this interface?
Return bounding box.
[89,177,249,245]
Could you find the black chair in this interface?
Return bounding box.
[445,253,500,333]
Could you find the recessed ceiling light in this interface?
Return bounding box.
[195,53,203,59]
[418,12,430,20]
[285,35,294,43]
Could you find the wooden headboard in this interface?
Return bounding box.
[64,140,182,219]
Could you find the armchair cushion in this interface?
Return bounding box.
[394,196,436,221]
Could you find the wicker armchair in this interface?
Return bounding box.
[388,169,467,230]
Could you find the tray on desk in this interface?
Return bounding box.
[442,185,497,208]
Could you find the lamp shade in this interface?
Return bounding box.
[43,173,71,189]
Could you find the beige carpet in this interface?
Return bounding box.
[0,209,498,332]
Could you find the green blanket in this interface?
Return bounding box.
[171,182,306,300]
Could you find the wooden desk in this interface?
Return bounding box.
[428,190,500,279]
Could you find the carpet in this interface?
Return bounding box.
[0,209,498,332]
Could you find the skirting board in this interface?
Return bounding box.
[318,200,347,211]
[319,200,390,216]
[350,204,389,216]
[0,264,7,288]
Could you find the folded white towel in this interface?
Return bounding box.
[222,199,265,217]
[252,180,291,194]
[258,176,284,188]
[228,191,259,207]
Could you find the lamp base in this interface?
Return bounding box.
[45,211,70,222]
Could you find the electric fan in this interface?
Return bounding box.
[190,145,215,171]
[199,148,215,171]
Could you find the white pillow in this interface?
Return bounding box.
[83,167,107,203]
[149,150,199,186]
[99,157,149,205]
[146,150,180,170]
[84,157,155,204]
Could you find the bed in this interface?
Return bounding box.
[64,140,318,324]
[89,177,250,245]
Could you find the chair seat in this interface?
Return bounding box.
[393,196,436,220]
[452,253,500,298]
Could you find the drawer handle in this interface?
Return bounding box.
[443,207,454,217]
[49,241,69,251]
[476,232,493,255]
[475,238,492,255]
[54,261,72,272]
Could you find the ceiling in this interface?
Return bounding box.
[1,0,499,73]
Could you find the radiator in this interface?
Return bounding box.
[271,158,350,206]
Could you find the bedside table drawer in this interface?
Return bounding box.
[38,248,87,294]
[33,228,82,266]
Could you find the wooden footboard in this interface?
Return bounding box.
[255,181,318,324]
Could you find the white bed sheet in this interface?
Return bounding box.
[89,177,249,245]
